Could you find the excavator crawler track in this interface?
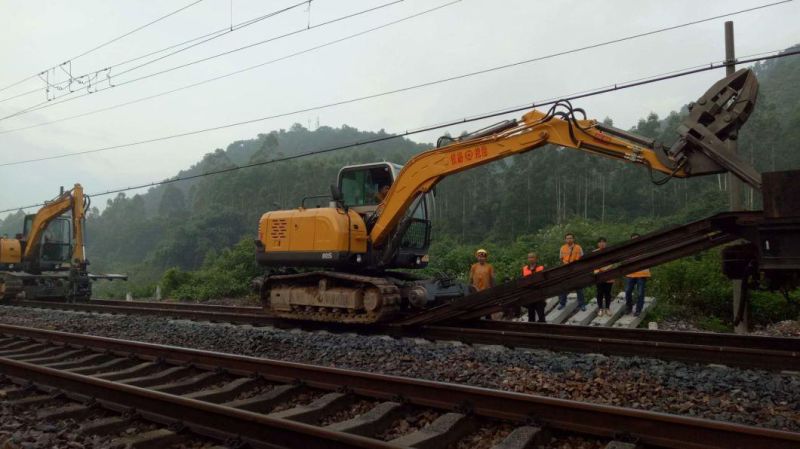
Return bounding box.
[0,274,24,301]
[0,272,91,302]
[260,271,402,324]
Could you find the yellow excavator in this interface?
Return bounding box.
[254,69,762,323]
[0,184,125,301]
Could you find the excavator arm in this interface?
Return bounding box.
[370,68,759,248]
[23,183,87,265]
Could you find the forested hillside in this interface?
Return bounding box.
[1,46,798,325]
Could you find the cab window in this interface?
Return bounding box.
[23,216,72,262]
[340,166,394,206]
[41,219,71,262]
[43,219,70,244]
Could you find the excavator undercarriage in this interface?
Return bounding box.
[255,270,470,324]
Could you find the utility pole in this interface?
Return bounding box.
[725,21,749,334]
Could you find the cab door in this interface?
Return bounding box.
[23,216,72,269]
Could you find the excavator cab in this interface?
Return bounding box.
[338,162,402,212]
[22,215,72,270]
[337,162,433,268]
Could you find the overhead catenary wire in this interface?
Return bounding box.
[0,0,206,95]
[1,45,796,168]
[0,0,312,106]
[0,0,455,136]
[0,0,406,121]
[0,0,309,107]
[2,49,798,214]
[0,0,789,124]
[443,47,787,128]
[112,0,310,77]
[0,45,786,137]
[68,0,206,61]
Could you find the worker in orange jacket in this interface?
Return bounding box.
[625,233,651,316]
[469,248,495,292]
[557,233,586,311]
[521,252,546,322]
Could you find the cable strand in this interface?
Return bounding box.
[2,49,799,213]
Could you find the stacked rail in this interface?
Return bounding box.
[400,212,760,325]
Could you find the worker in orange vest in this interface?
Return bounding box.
[521,252,546,322]
[469,249,495,292]
[625,233,651,316]
[557,233,586,311]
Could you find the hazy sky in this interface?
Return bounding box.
[1,0,798,217]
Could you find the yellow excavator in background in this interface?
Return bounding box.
[0,184,125,301]
[254,69,763,324]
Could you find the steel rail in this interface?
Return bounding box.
[9,300,799,371]
[0,323,798,449]
[88,299,261,313]
[12,300,276,325]
[408,324,799,371]
[457,319,800,352]
[0,357,399,449]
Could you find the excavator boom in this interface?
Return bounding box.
[370,68,759,248]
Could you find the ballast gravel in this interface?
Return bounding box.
[0,305,797,433]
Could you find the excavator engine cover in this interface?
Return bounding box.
[0,239,22,265]
[256,207,368,267]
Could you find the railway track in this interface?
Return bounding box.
[8,299,800,372]
[0,323,798,449]
[0,376,223,448]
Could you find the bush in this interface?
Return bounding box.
[650,250,732,320]
[696,316,732,332]
[161,268,193,297]
[650,249,800,326]
[158,237,262,301]
[423,219,661,283]
[750,290,800,324]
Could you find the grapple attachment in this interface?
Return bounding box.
[663,68,762,189]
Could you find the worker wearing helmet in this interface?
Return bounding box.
[469,248,495,292]
[557,233,586,311]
